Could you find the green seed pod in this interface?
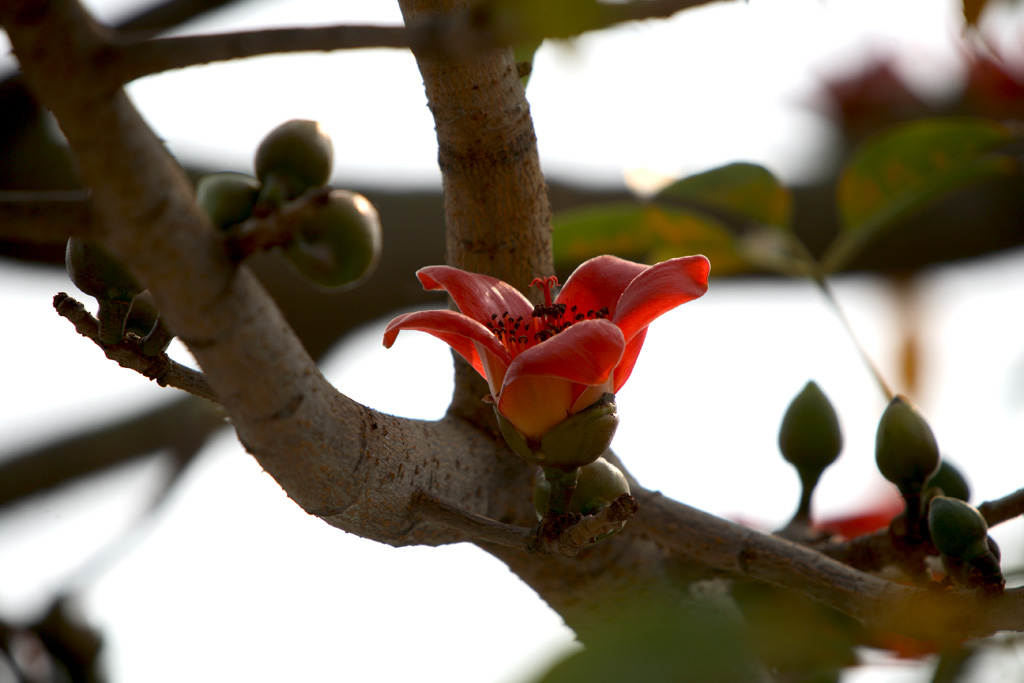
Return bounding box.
[778,381,843,483]
[539,393,619,470]
[66,237,141,303]
[255,119,333,204]
[66,238,142,344]
[875,396,940,495]
[125,290,160,337]
[928,496,990,562]
[534,457,630,519]
[925,460,970,502]
[283,190,382,290]
[196,172,261,230]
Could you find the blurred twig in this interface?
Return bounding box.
[0,394,224,509]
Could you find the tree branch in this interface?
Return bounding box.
[53,292,219,402]
[415,491,638,556]
[4,0,528,549]
[0,394,223,509]
[0,191,94,243]
[631,490,1024,641]
[100,0,721,85]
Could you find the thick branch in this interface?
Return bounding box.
[3,0,526,547]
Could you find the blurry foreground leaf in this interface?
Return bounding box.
[538,593,767,683]
[552,202,748,274]
[825,117,1019,271]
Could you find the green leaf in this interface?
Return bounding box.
[551,202,749,274]
[825,117,1019,272]
[657,162,793,228]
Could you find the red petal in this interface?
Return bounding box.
[498,320,624,438]
[612,255,709,345]
[556,255,650,319]
[613,327,648,391]
[383,310,511,380]
[417,266,535,325]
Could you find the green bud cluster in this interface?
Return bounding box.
[195,120,382,291]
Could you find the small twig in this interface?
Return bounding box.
[413,493,531,549]
[223,186,333,262]
[414,492,638,556]
[53,292,218,403]
[534,494,639,556]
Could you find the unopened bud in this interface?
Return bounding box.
[925,460,970,502]
[535,456,631,519]
[778,381,843,483]
[928,496,990,562]
[875,396,940,495]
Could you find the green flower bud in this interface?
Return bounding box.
[196,172,260,230]
[928,496,990,562]
[533,457,631,518]
[539,393,619,470]
[283,190,382,290]
[875,396,940,495]
[66,237,142,344]
[494,394,619,470]
[255,119,333,204]
[66,238,140,304]
[125,290,159,337]
[778,381,843,482]
[925,460,970,502]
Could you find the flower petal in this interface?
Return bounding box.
[417,266,535,325]
[498,319,625,438]
[383,310,512,380]
[610,255,708,389]
[555,255,650,319]
[612,254,709,343]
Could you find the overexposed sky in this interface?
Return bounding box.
[2,1,1024,681]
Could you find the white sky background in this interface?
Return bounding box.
[2,0,1024,681]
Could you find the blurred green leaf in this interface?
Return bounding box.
[657,162,793,228]
[538,594,766,683]
[551,202,749,274]
[825,117,1019,272]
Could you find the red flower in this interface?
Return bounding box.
[383,255,710,441]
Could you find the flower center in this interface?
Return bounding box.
[483,276,610,358]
